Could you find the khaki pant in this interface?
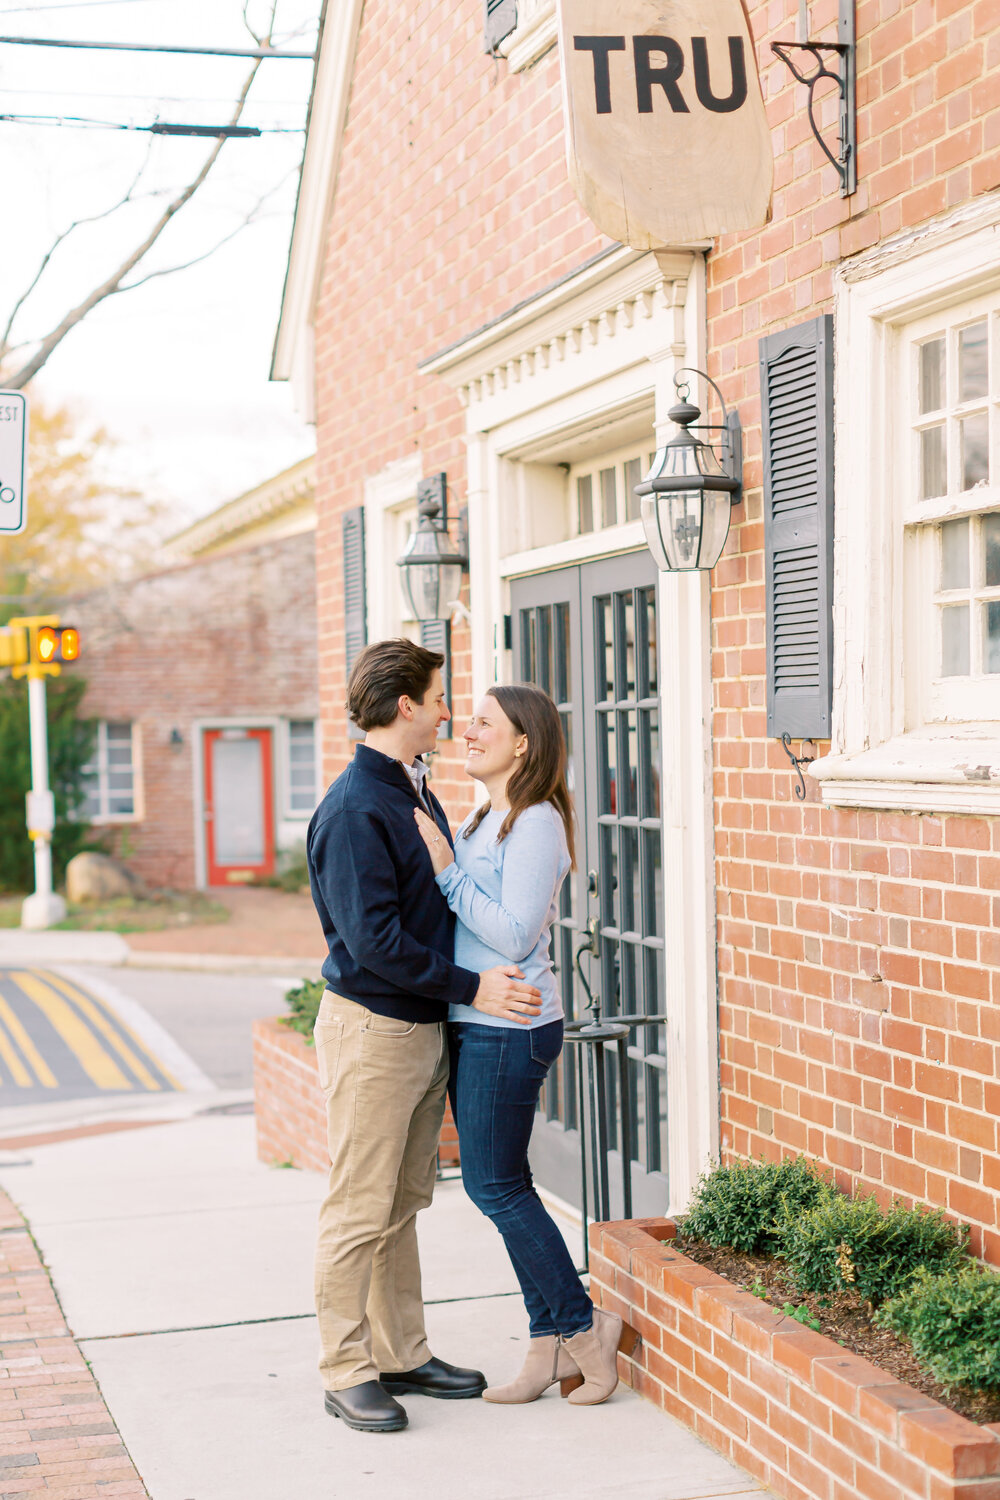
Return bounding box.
[313,991,448,1391]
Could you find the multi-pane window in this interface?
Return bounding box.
[287,720,318,814]
[81,722,136,820]
[903,294,1000,723]
[572,445,653,538]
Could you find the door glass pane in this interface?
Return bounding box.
[941,518,970,589]
[520,610,537,681]
[621,710,638,817]
[620,825,639,932]
[577,475,594,534]
[941,605,971,677]
[959,322,988,402]
[645,588,658,696]
[553,602,570,703]
[599,467,617,528]
[986,602,1000,675]
[920,426,946,499]
[919,337,945,413]
[595,596,613,701]
[622,591,636,698]
[961,413,989,490]
[985,513,1000,587]
[537,606,554,695]
[624,457,642,522]
[599,711,616,815]
[213,738,264,863]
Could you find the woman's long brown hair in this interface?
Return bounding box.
[463,684,576,869]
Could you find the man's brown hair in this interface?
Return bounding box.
[346,638,446,732]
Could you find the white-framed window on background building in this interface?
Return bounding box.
[81,721,138,821]
[812,194,1000,814]
[286,719,319,816]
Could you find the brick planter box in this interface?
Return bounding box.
[590,1218,1000,1500]
[252,1016,460,1172]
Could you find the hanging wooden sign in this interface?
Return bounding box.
[556,0,773,248]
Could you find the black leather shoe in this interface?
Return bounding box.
[379,1355,486,1399]
[323,1381,408,1432]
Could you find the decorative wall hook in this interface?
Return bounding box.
[772,0,857,197]
[781,733,817,801]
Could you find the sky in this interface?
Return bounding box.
[0,0,318,535]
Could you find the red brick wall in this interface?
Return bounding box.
[252,1016,460,1170]
[68,532,317,889]
[708,1,1000,1262]
[310,0,1000,1255]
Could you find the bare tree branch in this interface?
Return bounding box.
[117,168,296,293]
[0,136,156,360]
[2,48,268,390]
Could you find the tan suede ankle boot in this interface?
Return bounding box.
[481,1334,583,1404]
[562,1307,624,1405]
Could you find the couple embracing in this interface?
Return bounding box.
[305,637,624,1433]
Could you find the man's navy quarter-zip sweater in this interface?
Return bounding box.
[306,743,479,1023]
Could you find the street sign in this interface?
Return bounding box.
[0,390,28,536]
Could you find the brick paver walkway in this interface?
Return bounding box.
[126,885,323,962]
[0,1189,148,1499]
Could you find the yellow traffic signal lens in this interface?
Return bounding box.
[37,627,58,663]
[60,627,80,661]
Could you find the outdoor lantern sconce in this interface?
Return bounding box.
[396,472,469,624]
[634,368,743,573]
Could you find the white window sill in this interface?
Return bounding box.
[498,0,556,71]
[809,725,1000,814]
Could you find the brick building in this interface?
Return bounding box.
[272,0,1000,1266]
[71,457,321,889]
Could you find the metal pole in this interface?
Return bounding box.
[616,1033,634,1221]
[21,675,65,929]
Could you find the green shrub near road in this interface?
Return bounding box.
[877,1265,1000,1393]
[283,977,326,1044]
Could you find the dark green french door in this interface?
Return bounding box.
[511,552,668,1219]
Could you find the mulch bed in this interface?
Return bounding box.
[673,1235,1000,1426]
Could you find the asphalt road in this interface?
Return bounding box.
[0,965,293,1105]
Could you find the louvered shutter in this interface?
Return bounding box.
[342,507,367,740]
[759,315,835,740]
[420,620,452,741]
[484,0,516,53]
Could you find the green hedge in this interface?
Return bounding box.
[282,977,326,1043]
[877,1265,1000,1393]
[681,1154,828,1255]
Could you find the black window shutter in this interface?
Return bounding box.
[419,620,452,741]
[342,506,367,738]
[759,314,835,740]
[484,0,516,53]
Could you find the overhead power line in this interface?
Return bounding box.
[0,33,315,58]
[0,111,304,133]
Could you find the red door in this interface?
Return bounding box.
[203,728,275,885]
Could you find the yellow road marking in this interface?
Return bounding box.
[0,992,57,1087]
[43,973,181,1092]
[11,972,131,1091]
[39,972,162,1092]
[0,1013,30,1086]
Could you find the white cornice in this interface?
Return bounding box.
[270,0,365,417]
[166,456,316,559]
[419,247,696,406]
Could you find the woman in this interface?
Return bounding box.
[413,683,623,1406]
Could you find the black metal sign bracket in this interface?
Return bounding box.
[771,0,857,197]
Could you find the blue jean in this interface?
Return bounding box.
[448,1019,594,1338]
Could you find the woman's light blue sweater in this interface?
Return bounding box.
[439,801,571,1029]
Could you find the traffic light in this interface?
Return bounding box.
[36,625,80,666]
[4,616,81,678]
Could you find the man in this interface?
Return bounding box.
[306,638,542,1434]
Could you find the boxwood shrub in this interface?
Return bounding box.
[877,1265,1000,1393]
[681,1155,829,1255]
[780,1190,967,1306]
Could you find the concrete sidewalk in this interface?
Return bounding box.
[0,1111,775,1500]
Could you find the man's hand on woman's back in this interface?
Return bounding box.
[473,967,542,1025]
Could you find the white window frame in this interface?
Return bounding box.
[810,194,1000,814]
[283,718,322,820]
[497,0,556,72]
[81,720,142,824]
[363,454,424,642]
